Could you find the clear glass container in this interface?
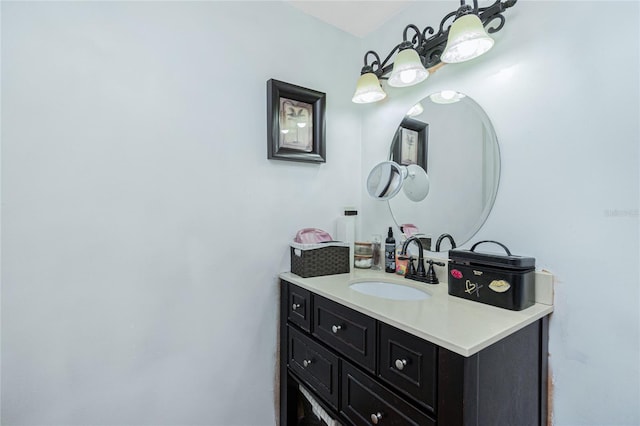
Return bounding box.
[371,234,382,271]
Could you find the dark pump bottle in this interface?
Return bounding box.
[385,227,396,273]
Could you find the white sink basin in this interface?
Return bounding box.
[349,281,430,301]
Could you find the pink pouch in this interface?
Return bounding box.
[294,228,333,244]
[401,224,419,237]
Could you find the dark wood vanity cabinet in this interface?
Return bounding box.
[378,323,437,412]
[287,284,312,332]
[313,295,377,374]
[279,280,549,426]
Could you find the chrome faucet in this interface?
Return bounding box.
[435,233,457,252]
[399,236,428,283]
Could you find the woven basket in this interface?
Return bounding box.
[290,244,350,278]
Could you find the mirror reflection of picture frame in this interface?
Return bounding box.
[392,117,428,172]
[267,79,326,163]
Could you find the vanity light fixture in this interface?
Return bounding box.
[351,0,517,104]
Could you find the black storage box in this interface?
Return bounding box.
[447,240,535,311]
[290,242,350,278]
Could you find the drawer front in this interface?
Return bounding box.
[313,295,376,373]
[341,361,435,426]
[287,283,311,332]
[288,325,339,408]
[378,323,437,411]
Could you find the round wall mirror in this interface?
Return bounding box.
[387,91,500,251]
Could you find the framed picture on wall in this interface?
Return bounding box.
[267,79,326,163]
[392,117,428,172]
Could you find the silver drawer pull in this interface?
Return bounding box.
[395,359,407,370]
[331,325,342,334]
[303,359,312,367]
[292,303,301,311]
[370,412,383,424]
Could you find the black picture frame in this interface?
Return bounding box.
[267,79,326,163]
[392,117,429,172]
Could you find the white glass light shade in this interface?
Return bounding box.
[388,49,429,88]
[352,72,387,104]
[441,14,494,64]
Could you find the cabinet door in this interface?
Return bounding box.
[313,295,376,373]
[378,323,437,411]
[288,326,339,408]
[287,282,311,332]
[341,361,435,426]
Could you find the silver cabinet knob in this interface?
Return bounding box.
[303,359,312,367]
[331,325,342,334]
[370,412,383,424]
[292,303,301,311]
[395,359,407,370]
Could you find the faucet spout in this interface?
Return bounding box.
[400,236,426,277]
[435,233,457,252]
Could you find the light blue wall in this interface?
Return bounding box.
[1,2,362,424]
[359,1,640,425]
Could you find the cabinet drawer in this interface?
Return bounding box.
[313,295,377,373]
[378,323,437,411]
[287,325,339,408]
[287,282,311,332]
[341,361,435,426]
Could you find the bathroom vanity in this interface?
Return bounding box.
[278,269,553,426]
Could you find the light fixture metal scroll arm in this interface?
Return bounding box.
[402,23,426,50]
[358,24,426,80]
[457,0,478,15]
[359,50,384,79]
[478,0,518,33]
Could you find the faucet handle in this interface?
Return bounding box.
[416,257,427,277]
[407,257,417,276]
[425,259,446,284]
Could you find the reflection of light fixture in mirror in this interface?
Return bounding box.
[297,122,306,128]
[406,102,424,117]
[351,0,516,104]
[367,161,430,202]
[388,46,429,88]
[352,71,387,104]
[429,90,466,104]
[281,129,290,134]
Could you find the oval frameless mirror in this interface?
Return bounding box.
[367,161,430,202]
[386,91,500,251]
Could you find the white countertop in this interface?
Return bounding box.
[280,268,553,357]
